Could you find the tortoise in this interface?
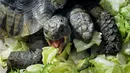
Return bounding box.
[0,0,122,71]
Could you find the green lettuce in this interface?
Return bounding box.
[73,31,102,52]
[41,44,78,73]
[48,60,77,73]
[80,67,105,73]
[42,43,72,65]
[4,38,29,51]
[22,60,77,73]
[121,40,130,56]
[100,0,127,15]
[9,69,20,73]
[23,64,44,73]
[77,58,90,71]
[88,55,125,73]
[115,13,130,43]
[123,64,130,73]
[42,46,58,64]
[83,52,130,73]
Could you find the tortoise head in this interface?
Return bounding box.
[43,15,71,54]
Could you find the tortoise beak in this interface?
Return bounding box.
[46,36,68,54]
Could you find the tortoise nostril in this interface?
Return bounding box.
[60,19,63,22]
[60,28,64,32]
[59,25,64,32]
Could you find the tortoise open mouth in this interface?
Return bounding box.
[47,36,67,54]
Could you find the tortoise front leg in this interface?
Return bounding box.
[69,6,94,43]
[86,3,122,54]
[7,49,42,72]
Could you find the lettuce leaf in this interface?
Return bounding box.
[115,9,130,43]
[4,38,29,51]
[88,55,125,73]
[120,4,130,20]
[23,64,44,73]
[41,44,78,73]
[73,31,102,52]
[124,64,130,73]
[49,60,77,73]
[122,40,130,55]
[80,67,105,73]
[42,43,72,65]
[22,60,77,73]
[100,0,127,15]
[9,69,20,73]
[42,46,58,64]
